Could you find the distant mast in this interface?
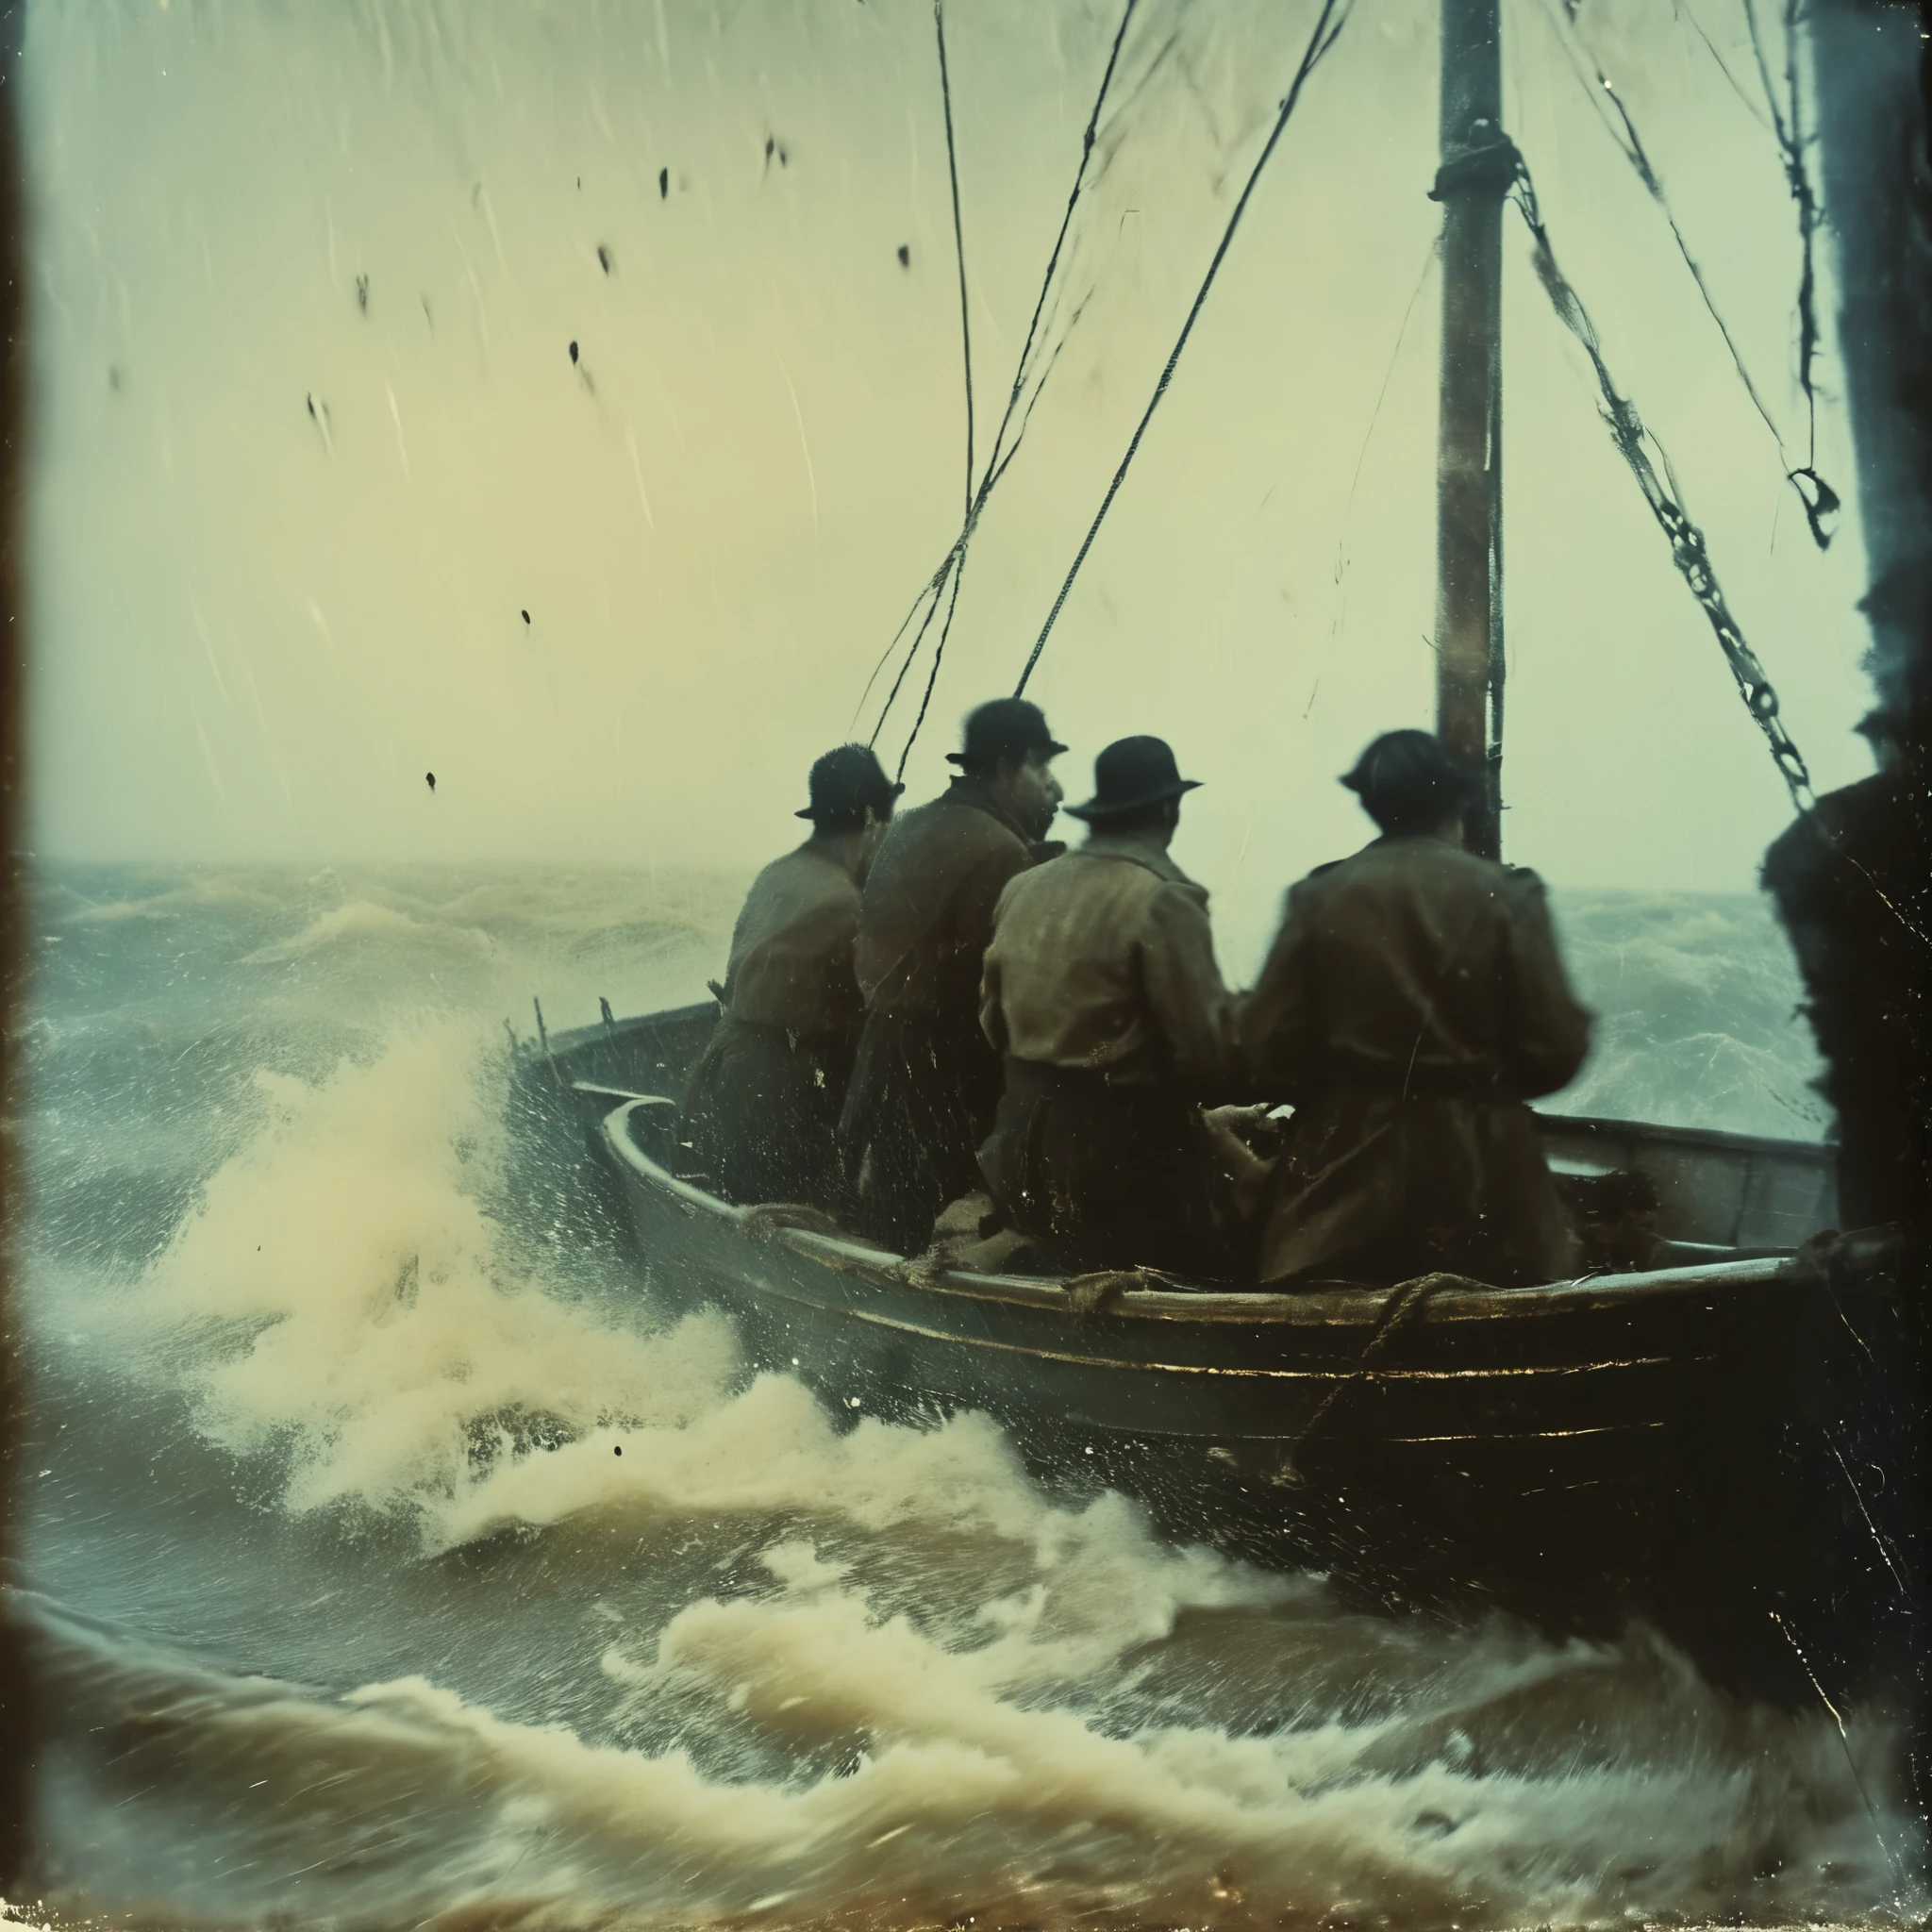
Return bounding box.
[1434,0,1507,860]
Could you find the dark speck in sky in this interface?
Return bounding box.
[597,243,612,274]
[108,366,122,391]
[522,609,531,625]
[614,1444,623,1456]
[569,341,579,364]
[897,244,910,269]
[425,773,436,793]
[355,274,369,314]
[658,167,669,199]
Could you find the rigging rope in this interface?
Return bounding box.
[897,549,969,783]
[1539,0,1838,548]
[1742,0,1835,534]
[934,0,975,520]
[1507,151,1817,811]
[861,0,1139,753]
[1014,0,1356,698]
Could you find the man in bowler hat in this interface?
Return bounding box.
[840,698,1066,1252]
[976,735,1244,1274]
[1241,728,1592,1286]
[680,743,902,1208]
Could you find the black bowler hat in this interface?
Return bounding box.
[944,697,1067,769]
[1341,729,1481,822]
[795,743,904,822]
[1064,736,1202,823]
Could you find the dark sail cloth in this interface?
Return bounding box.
[680,839,865,1208]
[977,833,1241,1274]
[1241,835,1592,1286]
[839,776,1041,1251]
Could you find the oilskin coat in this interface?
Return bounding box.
[977,831,1241,1274]
[839,775,1042,1253]
[679,838,865,1208]
[1241,834,1592,1286]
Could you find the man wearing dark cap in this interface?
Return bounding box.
[1241,728,1593,1287]
[680,744,902,1208]
[976,736,1243,1274]
[840,697,1066,1252]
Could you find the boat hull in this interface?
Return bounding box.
[517,1003,1918,1690]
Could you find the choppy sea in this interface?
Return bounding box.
[9,861,1924,1927]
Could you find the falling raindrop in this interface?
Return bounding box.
[658,166,669,199]
[568,341,579,364]
[425,773,436,793]
[896,244,910,269]
[596,243,612,274]
[354,274,369,314]
[521,609,531,625]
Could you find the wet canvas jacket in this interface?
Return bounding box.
[677,840,863,1208]
[838,775,1045,1248]
[841,773,1051,1243]
[718,840,865,1038]
[979,832,1238,1090]
[1241,834,1592,1285]
[853,776,1038,1020]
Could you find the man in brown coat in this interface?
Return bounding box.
[680,744,901,1207]
[1241,729,1592,1287]
[839,698,1066,1252]
[977,736,1244,1274]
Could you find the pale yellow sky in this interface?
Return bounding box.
[23,0,1882,966]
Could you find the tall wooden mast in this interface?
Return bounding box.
[1434,0,1507,859]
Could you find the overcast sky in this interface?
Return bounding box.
[22,0,1884,965]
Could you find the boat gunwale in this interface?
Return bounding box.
[552,1006,1834,1171]
[597,1099,1802,1326]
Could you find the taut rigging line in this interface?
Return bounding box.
[858,0,1140,754]
[1013,0,1357,699]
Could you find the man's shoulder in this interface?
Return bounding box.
[750,844,858,913]
[1288,839,1528,915]
[893,789,1027,858]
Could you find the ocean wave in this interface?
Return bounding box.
[242,899,504,966]
[53,874,288,925]
[19,1574,1919,1931]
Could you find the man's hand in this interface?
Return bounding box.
[1200,1104,1279,1214]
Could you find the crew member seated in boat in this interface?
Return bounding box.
[976,736,1245,1274]
[1241,728,1593,1287]
[679,743,902,1208]
[839,698,1066,1252]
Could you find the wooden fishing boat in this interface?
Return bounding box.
[516,1002,1913,1690]
[512,1,1921,1691]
